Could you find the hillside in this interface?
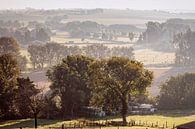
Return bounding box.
[22,66,195,97]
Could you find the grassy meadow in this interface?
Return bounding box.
[1,111,195,129]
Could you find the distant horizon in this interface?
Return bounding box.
[1,8,195,14]
[1,0,195,13]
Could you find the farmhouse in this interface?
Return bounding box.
[177,121,195,129]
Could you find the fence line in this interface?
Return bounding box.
[19,120,176,129]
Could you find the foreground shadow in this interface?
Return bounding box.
[156,110,195,117]
[0,119,64,129]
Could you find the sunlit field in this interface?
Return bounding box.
[134,49,175,66]
[51,36,131,44]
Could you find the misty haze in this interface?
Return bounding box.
[0,0,195,129]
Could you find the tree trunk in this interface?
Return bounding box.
[41,62,44,69]
[121,96,128,125]
[34,113,38,128]
[71,103,75,119]
[122,114,127,125]
[33,63,36,70]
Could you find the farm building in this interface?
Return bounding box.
[177,121,195,129]
[129,103,157,115]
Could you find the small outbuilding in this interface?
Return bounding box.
[177,121,195,129]
[129,103,157,115]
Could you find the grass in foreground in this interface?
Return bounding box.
[1,111,195,129]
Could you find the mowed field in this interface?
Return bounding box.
[1,111,195,129]
[50,31,134,45]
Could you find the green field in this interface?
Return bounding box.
[1,111,195,129]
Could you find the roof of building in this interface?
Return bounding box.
[139,104,153,109]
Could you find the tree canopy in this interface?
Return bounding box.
[0,37,27,71]
[158,73,195,109]
[47,56,152,121]
[0,37,19,55]
[89,57,153,124]
[47,55,94,117]
[174,29,195,65]
[28,43,134,69]
[0,54,20,119]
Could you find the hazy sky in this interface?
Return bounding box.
[0,0,194,11]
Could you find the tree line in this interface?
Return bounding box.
[1,36,195,123]
[58,21,141,40]
[138,19,195,66]
[28,43,134,69]
[0,26,51,45]
[139,19,190,45]
[0,52,152,124]
[0,20,22,28]
[1,50,195,121]
[0,36,134,70]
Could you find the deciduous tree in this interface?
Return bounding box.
[0,54,20,119]
[158,73,195,109]
[47,55,94,117]
[89,57,153,124]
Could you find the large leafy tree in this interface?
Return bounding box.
[0,37,27,71]
[140,20,188,45]
[89,57,153,124]
[16,77,40,118]
[158,73,195,109]
[0,54,20,119]
[44,43,66,67]
[16,77,46,128]
[174,29,195,65]
[28,44,47,69]
[0,37,19,55]
[47,55,94,117]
